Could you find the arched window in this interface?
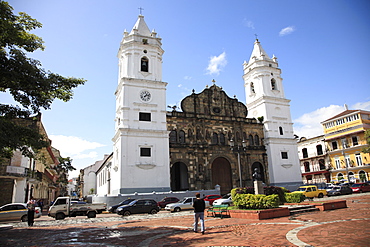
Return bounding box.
[279,126,283,135]
[271,78,277,90]
[316,145,323,155]
[141,57,149,72]
[302,148,308,158]
[188,128,193,138]
[179,130,185,144]
[220,133,225,145]
[212,133,218,145]
[254,135,260,146]
[196,128,202,140]
[249,134,254,146]
[250,82,255,93]
[169,130,177,143]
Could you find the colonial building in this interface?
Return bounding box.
[0,114,64,206]
[297,135,330,184]
[321,108,370,183]
[243,39,302,189]
[167,84,267,195]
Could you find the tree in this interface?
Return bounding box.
[362,130,370,154]
[0,1,86,158]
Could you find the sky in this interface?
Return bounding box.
[4,0,370,178]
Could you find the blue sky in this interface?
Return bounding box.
[5,0,370,178]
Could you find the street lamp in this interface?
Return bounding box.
[230,139,247,188]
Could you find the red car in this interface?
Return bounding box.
[157,197,179,208]
[203,194,222,206]
[350,183,370,193]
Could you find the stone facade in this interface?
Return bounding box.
[167,84,268,195]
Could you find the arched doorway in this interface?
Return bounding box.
[251,162,265,183]
[211,157,232,195]
[170,162,189,191]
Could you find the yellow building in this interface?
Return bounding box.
[321,109,370,183]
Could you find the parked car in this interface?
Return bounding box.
[213,194,233,206]
[108,199,135,213]
[0,203,42,222]
[203,194,222,206]
[157,197,179,208]
[327,186,353,197]
[351,183,370,193]
[116,199,159,216]
[165,197,210,212]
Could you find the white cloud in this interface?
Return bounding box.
[183,76,192,80]
[243,19,255,29]
[49,135,105,157]
[279,26,295,36]
[293,101,370,139]
[352,101,370,111]
[206,52,227,76]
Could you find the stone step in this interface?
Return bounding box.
[287,205,319,215]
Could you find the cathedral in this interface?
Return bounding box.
[95,15,302,196]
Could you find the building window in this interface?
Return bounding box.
[220,133,225,145]
[319,159,325,170]
[279,126,283,135]
[281,152,288,159]
[336,118,345,125]
[141,57,149,72]
[139,112,151,121]
[254,135,260,146]
[335,157,340,169]
[271,78,277,90]
[341,138,348,149]
[250,82,255,93]
[332,141,338,150]
[359,171,367,182]
[337,173,344,181]
[212,133,218,145]
[355,153,363,166]
[302,148,308,158]
[249,134,254,146]
[352,136,358,146]
[179,130,185,144]
[316,145,323,155]
[140,148,151,157]
[304,162,310,172]
[169,130,177,144]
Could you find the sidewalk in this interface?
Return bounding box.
[1,194,369,246]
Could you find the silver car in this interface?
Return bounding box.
[0,203,42,222]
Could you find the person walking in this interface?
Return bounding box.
[192,192,205,234]
[27,197,36,227]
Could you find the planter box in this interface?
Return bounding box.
[311,200,347,211]
[229,207,290,220]
[284,200,347,211]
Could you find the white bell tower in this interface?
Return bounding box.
[111,15,171,194]
[243,39,302,190]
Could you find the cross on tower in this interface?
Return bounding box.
[254,34,258,41]
[138,7,144,15]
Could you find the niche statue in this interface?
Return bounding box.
[252,168,262,181]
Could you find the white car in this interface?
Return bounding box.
[165,197,210,212]
[213,194,233,206]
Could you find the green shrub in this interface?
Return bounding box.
[264,186,286,204]
[285,192,305,203]
[232,190,279,209]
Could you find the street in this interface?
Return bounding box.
[1,193,369,246]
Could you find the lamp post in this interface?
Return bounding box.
[230,139,247,188]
